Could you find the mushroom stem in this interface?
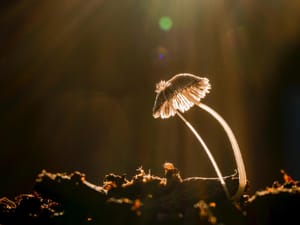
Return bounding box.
[175,111,231,199]
[197,103,247,201]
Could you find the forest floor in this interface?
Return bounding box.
[1,163,299,225]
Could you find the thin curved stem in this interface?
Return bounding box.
[175,111,231,199]
[197,103,247,201]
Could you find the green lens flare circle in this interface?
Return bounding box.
[159,16,173,31]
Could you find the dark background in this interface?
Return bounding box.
[1,0,300,198]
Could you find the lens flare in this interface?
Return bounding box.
[159,16,173,31]
[157,46,168,60]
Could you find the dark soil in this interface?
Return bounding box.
[0,164,299,225]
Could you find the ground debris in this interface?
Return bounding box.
[243,170,300,225]
[5,163,300,225]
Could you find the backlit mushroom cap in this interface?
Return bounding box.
[153,73,211,119]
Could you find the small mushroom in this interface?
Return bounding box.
[153,73,247,201]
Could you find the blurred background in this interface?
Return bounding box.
[1,0,300,198]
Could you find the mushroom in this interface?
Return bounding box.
[152,73,247,201]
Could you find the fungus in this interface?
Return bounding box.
[152,73,247,201]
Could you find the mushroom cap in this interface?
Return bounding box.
[153,73,211,119]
